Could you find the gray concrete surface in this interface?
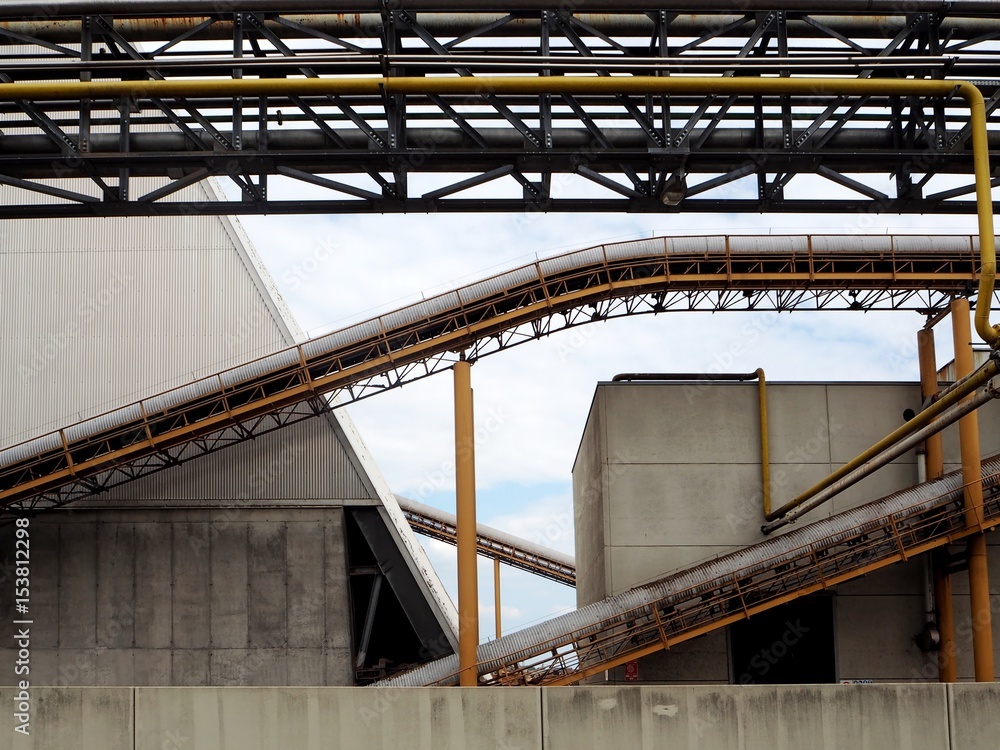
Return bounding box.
[0,685,996,749]
[134,687,542,750]
[949,683,1000,750]
[0,509,354,687]
[0,688,133,750]
[543,684,951,750]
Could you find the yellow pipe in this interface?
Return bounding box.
[453,359,479,687]
[952,298,987,530]
[756,368,772,519]
[950,297,994,682]
[934,558,958,683]
[765,356,998,521]
[968,534,995,682]
[919,327,956,683]
[0,74,995,345]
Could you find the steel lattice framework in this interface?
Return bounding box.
[0,2,999,216]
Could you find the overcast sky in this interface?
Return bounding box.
[237,201,982,640]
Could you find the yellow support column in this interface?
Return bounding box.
[454,358,480,686]
[934,561,959,683]
[918,327,957,682]
[950,297,995,682]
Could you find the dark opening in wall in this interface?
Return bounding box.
[730,595,836,684]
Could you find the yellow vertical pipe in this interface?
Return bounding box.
[756,368,771,518]
[967,534,994,681]
[918,327,956,682]
[950,297,995,682]
[952,299,987,529]
[935,560,959,683]
[454,359,479,686]
[494,558,502,640]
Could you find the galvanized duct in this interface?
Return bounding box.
[377,455,1000,686]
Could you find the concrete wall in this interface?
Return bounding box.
[0,508,354,687]
[0,685,996,750]
[573,381,1000,683]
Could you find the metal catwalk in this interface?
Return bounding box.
[0,2,998,215]
[0,233,992,513]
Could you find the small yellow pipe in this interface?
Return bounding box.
[0,74,995,345]
[454,359,479,687]
[756,368,772,519]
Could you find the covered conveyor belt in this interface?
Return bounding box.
[379,456,1000,687]
[397,495,576,586]
[0,233,993,513]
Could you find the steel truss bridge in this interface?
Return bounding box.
[1,1,1000,217]
[0,232,993,515]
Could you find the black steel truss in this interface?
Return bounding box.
[0,7,999,216]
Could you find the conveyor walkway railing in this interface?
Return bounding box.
[0,233,990,512]
[397,495,576,586]
[379,456,1000,687]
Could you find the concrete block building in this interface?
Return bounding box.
[573,379,1000,684]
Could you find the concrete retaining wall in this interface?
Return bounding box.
[0,684,996,750]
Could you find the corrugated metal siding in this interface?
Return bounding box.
[0,178,289,441]
[98,417,371,502]
[0,177,373,502]
[937,349,994,383]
